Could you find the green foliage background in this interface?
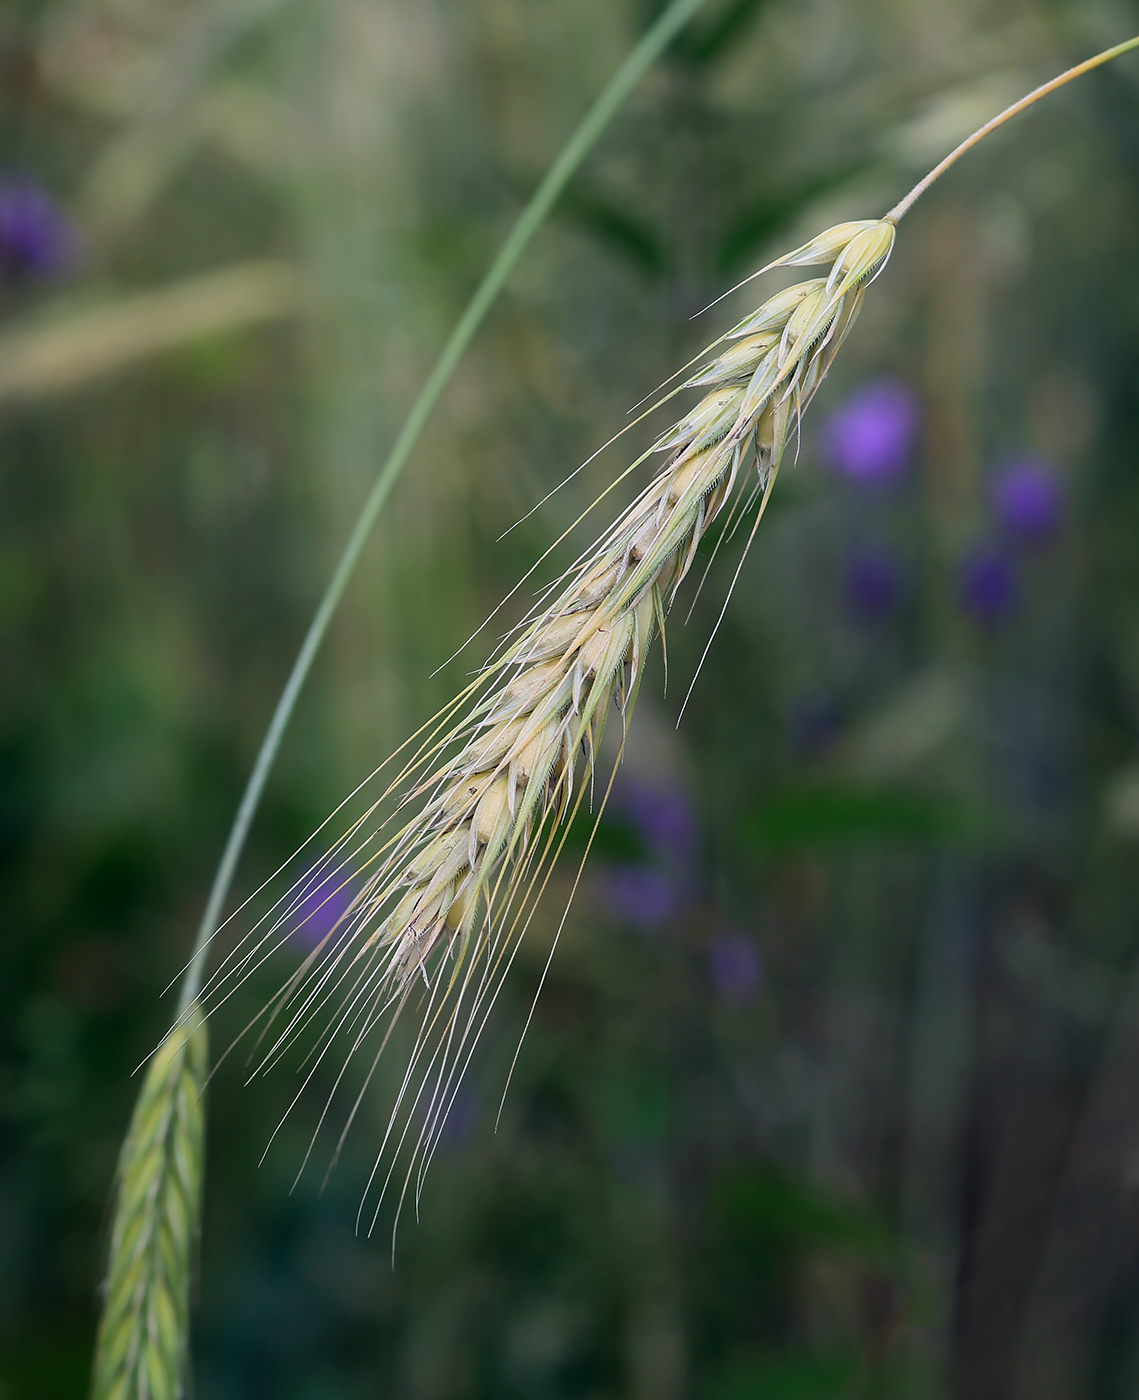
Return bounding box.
[5,1,1139,1396]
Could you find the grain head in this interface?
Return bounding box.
[204,217,895,1233]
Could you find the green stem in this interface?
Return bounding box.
[175,0,709,1017]
[887,33,1139,223]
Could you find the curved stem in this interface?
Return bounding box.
[175,0,708,1017]
[887,33,1139,224]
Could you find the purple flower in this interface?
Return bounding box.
[616,779,697,863]
[991,456,1064,545]
[608,866,676,927]
[958,546,1019,626]
[708,933,763,1006]
[844,545,903,621]
[0,175,78,281]
[786,694,842,755]
[436,1087,477,1147]
[603,781,697,926]
[824,379,919,489]
[293,867,356,949]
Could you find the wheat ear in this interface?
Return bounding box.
[203,218,894,1225]
[359,217,894,986]
[91,1006,208,1400]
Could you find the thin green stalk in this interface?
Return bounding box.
[175,0,709,1016]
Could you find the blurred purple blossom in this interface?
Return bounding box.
[824,379,919,489]
[708,933,763,1006]
[959,546,1019,626]
[0,175,79,281]
[293,867,356,949]
[604,779,697,926]
[991,456,1065,544]
[436,1087,478,1147]
[844,545,904,621]
[786,694,843,756]
[608,866,677,927]
[615,778,697,863]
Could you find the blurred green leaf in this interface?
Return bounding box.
[715,1166,894,1260]
[715,161,877,272]
[558,183,668,277]
[714,1350,862,1400]
[0,547,42,625]
[561,807,650,861]
[588,1066,674,1147]
[0,1328,92,1398]
[747,783,985,851]
[668,0,772,68]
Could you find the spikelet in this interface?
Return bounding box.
[91,1006,208,1400]
[209,217,895,1227]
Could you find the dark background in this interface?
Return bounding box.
[5,1,1139,1396]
